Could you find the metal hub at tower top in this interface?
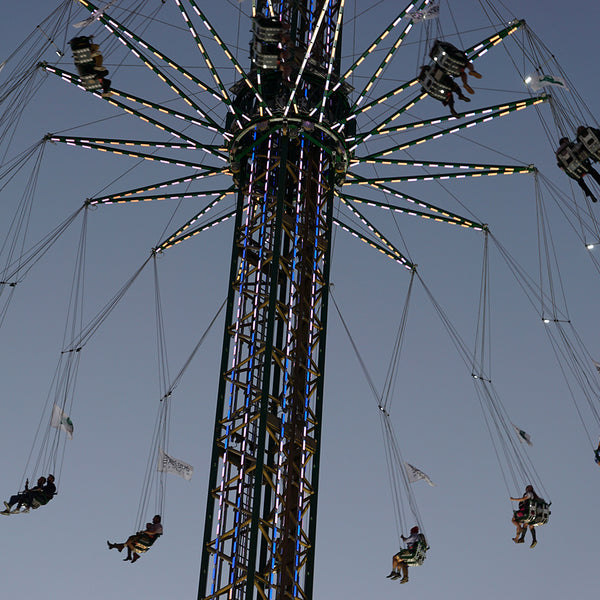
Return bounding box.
[227,13,355,188]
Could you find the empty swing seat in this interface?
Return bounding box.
[514,499,551,526]
[252,17,283,70]
[429,40,469,78]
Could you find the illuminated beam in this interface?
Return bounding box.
[159,190,234,247]
[105,89,212,130]
[88,188,233,206]
[173,0,243,126]
[182,0,273,118]
[347,167,534,184]
[341,173,484,228]
[338,192,484,230]
[48,136,202,150]
[41,64,220,141]
[338,194,410,258]
[354,157,533,171]
[375,97,546,136]
[362,95,548,159]
[351,0,432,109]
[283,1,331,117]
[76,0,224,131]
[345,79,420,122]
[157,210,236,251]
[335,1,430,98]
[91,169,227,202]
[317,0,346,124]
[333,216,413,269]
[49,135,228,165]
[348,91,428,151]
[346,19,524,132]
[466,19,524,61]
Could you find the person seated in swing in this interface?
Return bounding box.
[386,525,426,584]
[1,476,44,515]
[428,40,482,95]
[22,474,57,512]
[419,64,470,118]
[510,484,541,548]
[107,514,163,563]
[556,137,600,202]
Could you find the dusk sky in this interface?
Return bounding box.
[1,1,599,599]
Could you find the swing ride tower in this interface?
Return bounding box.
[199,2,348,599]
[15,0,554,598]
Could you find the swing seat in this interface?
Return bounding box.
[418,65,455,102]
[252,39,280,70]
[253,16,284,43]
[29,494,50,510]
[251,16,283,69]
[577,127,600,162]
[513,499,550,526]
[428,40,468,78]
[396,537,429,566]
[131,532,161,554]
[70,37,105,92]
[556,142,591,178]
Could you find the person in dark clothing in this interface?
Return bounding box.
[107,515,163,563]
[441,79,471,118]
[511,484,541,548]
[556,137,600,202]
[1,476,47,515]
[22,474,57,512]
[428,40,482,95]
[419,64,470,118]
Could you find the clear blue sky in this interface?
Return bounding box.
[1,1,599,599]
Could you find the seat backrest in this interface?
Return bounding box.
[403,537,428,566]
[419,65,453,102]
[557,142,589,176]
[578,127,600,160]
[514,498,550,526]
[429,40,468,77]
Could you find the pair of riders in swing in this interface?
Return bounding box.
[419,39,482,118]
[1,474,56,515]
[420,41,600,209]
[1,474,162,563]
[107,514,164,564]
[387,484,546,583]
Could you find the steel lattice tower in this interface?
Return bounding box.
[198,2,348,599]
